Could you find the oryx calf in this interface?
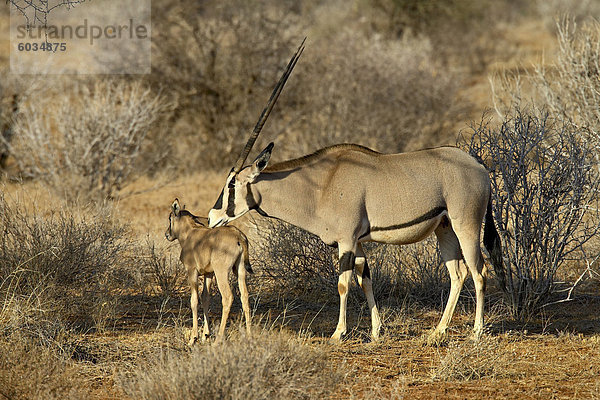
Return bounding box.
[165,199,252,345]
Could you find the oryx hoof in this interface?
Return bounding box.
[201,333,210,344]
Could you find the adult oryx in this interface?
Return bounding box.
[208,40,504,343]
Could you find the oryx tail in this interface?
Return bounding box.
[483,194,505,291]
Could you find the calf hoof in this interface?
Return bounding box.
[329,329,346,344]
[188,336,198,347]
[426,329,448,346]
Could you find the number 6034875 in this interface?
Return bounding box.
[17,42,66,52]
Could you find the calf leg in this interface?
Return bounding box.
[188,269,199,347]
[354,243,381,341]
[214,268,233,342]
[237,258,252,335]
[201,274,213,343]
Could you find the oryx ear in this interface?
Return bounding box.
[172,198,181,216]
[249,142,274,181]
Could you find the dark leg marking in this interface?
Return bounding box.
[339,251,355,274]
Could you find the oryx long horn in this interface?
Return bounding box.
[233,37,306,173]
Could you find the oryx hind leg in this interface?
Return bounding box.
[354,243,381,341]
[331,244,356,342]
[454,223,486,339]
[429,224,468,345]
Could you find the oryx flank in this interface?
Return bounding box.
[166,199,252,345]
[208,40,504,343]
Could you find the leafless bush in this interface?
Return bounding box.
[138,238,186,299]
[6,78,173,199]
[365,239,448,308]
[250,219,338,300]
[0,195,135,337]
[120,329,347,400]
[431,335,508,381]
[463,108,600,320]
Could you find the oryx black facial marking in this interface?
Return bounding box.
[213,189,224,210]
[339,251,355,274]
[226,175,237,217]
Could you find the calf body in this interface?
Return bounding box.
[166,199,252,345]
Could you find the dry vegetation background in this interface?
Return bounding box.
[2,0,600,399]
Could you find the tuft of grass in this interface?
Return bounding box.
[431,335,508,381]
[120,329,348,400]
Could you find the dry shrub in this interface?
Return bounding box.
[250,219,338,300]
[464,107,600,320]
[0,194,135,337]
[138,237,186,299]
[120,330,347,400]
[431,335,508,381]
[365,238,448,309]
[5,78,174,199]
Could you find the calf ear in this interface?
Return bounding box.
[172,198,181,216]
[249,142,274,182]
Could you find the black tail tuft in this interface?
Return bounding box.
[483,194,506,292]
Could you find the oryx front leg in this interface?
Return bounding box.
[355,244,381,341]
[201,274,213,343]
[331,248,355,342]
[188,269,199,347]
